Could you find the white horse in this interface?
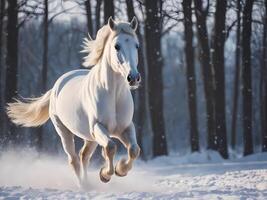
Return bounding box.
[6,17,141,186]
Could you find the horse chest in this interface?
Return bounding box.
[115,92,134,133]
[116,105,133,132]
[98,91,133,134]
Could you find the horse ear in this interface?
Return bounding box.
[130,16,138,31]
[108,16,116,31]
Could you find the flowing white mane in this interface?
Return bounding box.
[82,21,137,68]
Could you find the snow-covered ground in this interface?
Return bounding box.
[0,149,266,199]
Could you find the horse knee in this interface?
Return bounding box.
[79,148,88,162]
[105,140,117,157]
[129,145,140,160]
[68,155,79,166]
[79,149,83,159]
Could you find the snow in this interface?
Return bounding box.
[0,149,266,199]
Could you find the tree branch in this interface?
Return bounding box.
[226,19,237,39]
[48,5,77,24]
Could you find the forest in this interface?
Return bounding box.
[0,0,267,161]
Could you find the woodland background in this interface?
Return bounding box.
[0,0,267,161]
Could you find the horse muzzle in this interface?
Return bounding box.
[127,72,141,88]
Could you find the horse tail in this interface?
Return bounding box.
[6,90,52,127]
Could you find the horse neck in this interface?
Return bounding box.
[91,50,126,93]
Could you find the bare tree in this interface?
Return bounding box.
[212,0,228,159]
[0,0,5,88]
[3,0,47,145]
[242,0,254,156]
[5,0,19,142]
[85,0,93,36]
[42,0,48,92]
[103,0,114,23]
[145,0,168,156]
[182,0,199,152]
[126,0,135,20]
[95,0,102,36]
[6,0,18,102]
[231,0,242,150]
[193,0,216,150]
[0,0,6,140]
[36,0,49,150]
[261,0,267,152]
[125,0,153,159]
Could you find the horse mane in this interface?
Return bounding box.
[82,21,137,68]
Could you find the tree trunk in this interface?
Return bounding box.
[85,0,93,36]
[125,0,142,145]
[0,0,5,97]
[42,0,48,92]
[103,0,114,23]
[193,0,216,150]
[0,0,5,142]
[145,0,167,156]
[95,0,102,36]
[5,0,18,143]
[126,0,135,20]
[261,0,267,152]
[231,0,241,150]
[126,0,150,159]
[212,0,228,159]
[183,0,199,152]
[242,0,254,156]
[38,0,49,150]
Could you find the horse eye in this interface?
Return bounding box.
[135,44,139,49]
[115,44,120,51]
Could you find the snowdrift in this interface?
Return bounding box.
[0,148,266,199]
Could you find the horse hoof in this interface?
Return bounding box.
[99,167,111,183]
[115,164,127,177]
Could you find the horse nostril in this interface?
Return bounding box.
[136,73,141,82]
[127,74,132,82]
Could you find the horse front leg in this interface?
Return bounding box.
[115,122,140,177]
[93,122,117,183]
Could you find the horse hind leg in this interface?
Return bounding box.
[51,116,81,186]
[79,140,98,185]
